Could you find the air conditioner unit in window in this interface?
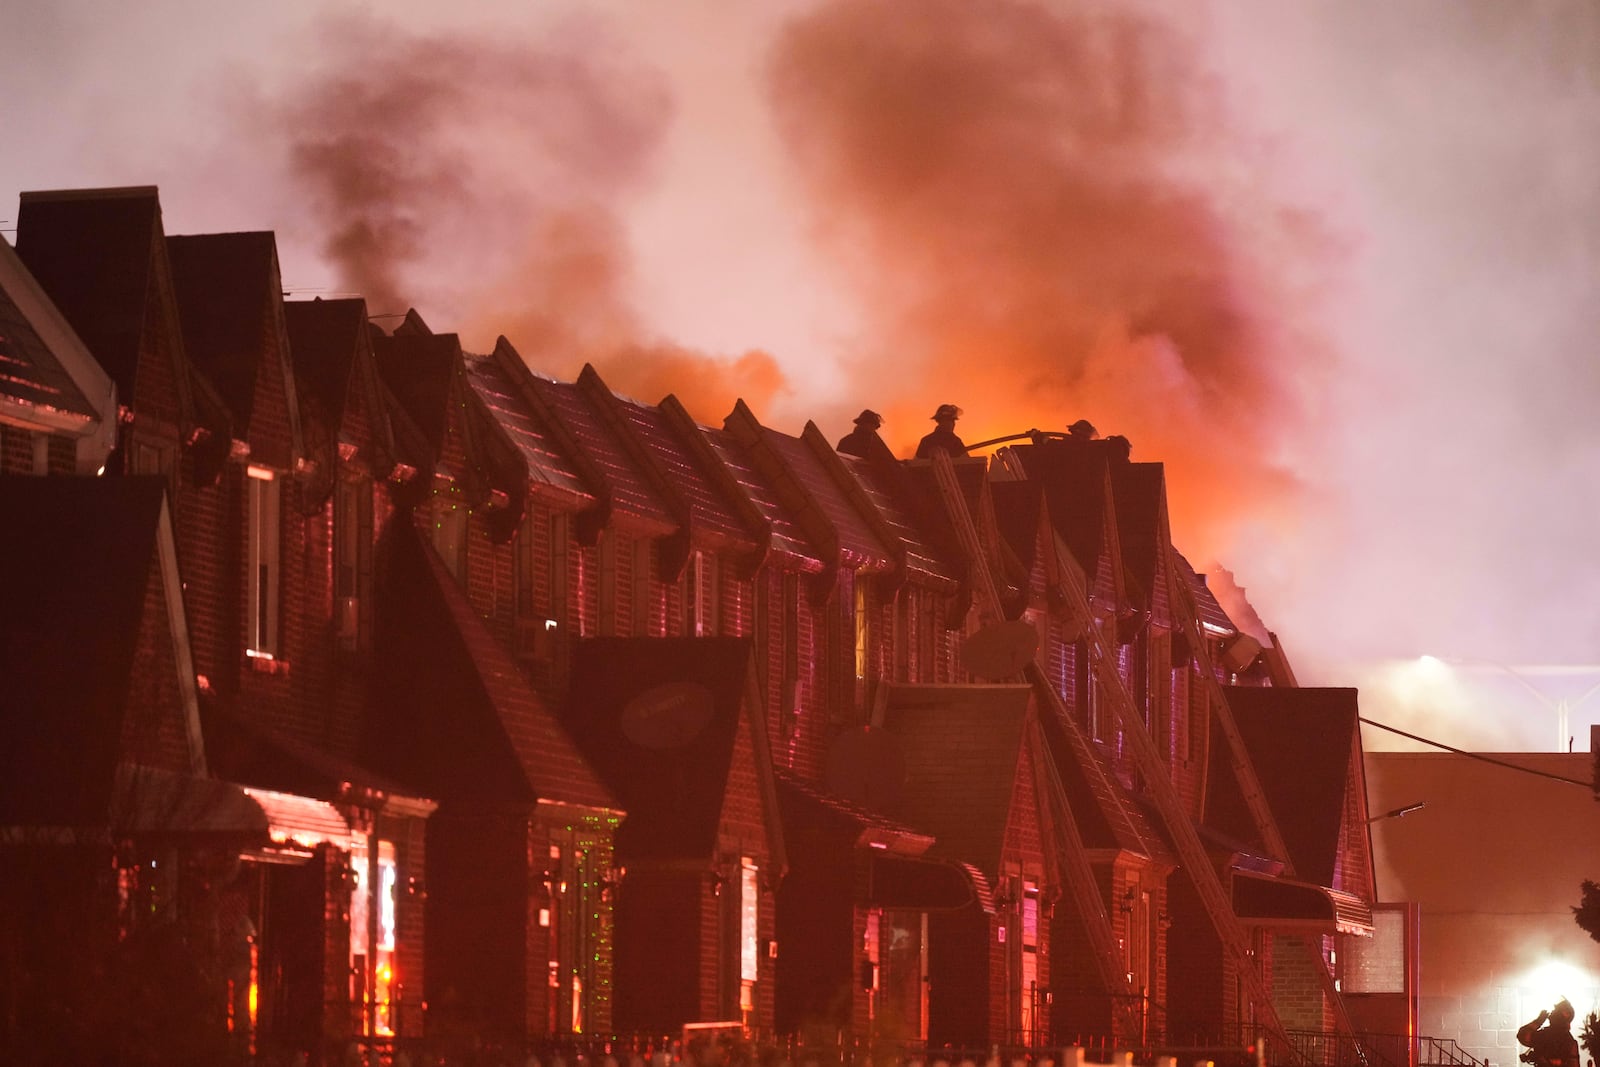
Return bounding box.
[337,595,360,650]
[513,617,557,662]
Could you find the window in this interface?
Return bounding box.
[550,512,573,643]
[781,573,800,733]
[632,540,653,635]
[431,489,466,580]
[1021,882,1041,1042]
[739,857,759,1020]
[1078,644,1102,741]
[854,577,870,681]
[597,535,617,636]
[246,467,281,657]
[1338,907,1407,993]
[334,479,371,651]
[349,839,398,1036]
[1125,886,1153,1040]
[682,550,719,637]
[514,506,540,621]
[685,550,704,636]
[130,438,177,503]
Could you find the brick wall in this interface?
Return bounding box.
[120,539,191,772]
[0,423,37,472]
[424,806,533,1044]
[1272,934,1333,1032]
[391,814,428,1038]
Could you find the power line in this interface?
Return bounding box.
[1360,716,1592,789]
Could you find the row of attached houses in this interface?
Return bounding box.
[0,186,1385,1065]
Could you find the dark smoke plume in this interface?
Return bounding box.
[769,0,1338,559]
[251,11,784,420]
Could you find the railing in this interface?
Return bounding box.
[1418,1035,1492,1067]
[300,1025,1497,1067]
[1284,1028,1394,1067]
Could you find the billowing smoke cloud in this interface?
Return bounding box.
[247,11,784,419]
[768,0,1336,564]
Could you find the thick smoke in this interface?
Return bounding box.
[768,0,1336,562]
[250,11,784,419]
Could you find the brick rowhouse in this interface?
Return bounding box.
[0,184,1383,1059]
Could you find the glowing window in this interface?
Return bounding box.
[740,857,759,985]
[854,579,869,681]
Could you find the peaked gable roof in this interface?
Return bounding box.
[561,637,774,863]
[698,421,823,573]
[723,401,896,595]
[520,369,677,536]
[1175,551,1238,637]
[1001,439,1107,568]
[836,450,958,589]
[1109,461,1168,618]
[284,296,401,502]
[586,370,762,561]
[896,462,976,604]
[15,188,166,404]
[167,231,285,439]
[463,340,595,509]
[990,480,1046,576]
[880,683,1034,878]
[1211,686,1362,887]
[14,188,233,470]
[367,518,615,810]
[0,238,106,434]
[0,476,197,825]
[371,328,457,466]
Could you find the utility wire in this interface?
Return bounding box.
[1360,716,1592,789]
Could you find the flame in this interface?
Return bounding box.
[769,0,1336,564]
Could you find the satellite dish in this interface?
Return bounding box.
[620,681,715,749]
[824,727,906,813]
[960,619,1039,679]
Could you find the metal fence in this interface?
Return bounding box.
[314,1024,1494,1067]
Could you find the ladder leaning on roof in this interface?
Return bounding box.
[1166,551,1364,1047]
[926,449,1294,1054]
[925,452,1139,1014]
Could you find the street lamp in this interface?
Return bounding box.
[1448,663,1600,752]
[1368,802,1426,824]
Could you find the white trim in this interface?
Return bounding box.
[155,495,208,777]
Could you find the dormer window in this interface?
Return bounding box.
[431,488,467,581]
[683,550,716,637]
[247,465,281,658]
[334,478,371,652]
[854,578,870,682]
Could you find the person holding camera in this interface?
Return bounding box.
[1519,998,1581,1067]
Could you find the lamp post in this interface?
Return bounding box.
[1368,802,1426,824]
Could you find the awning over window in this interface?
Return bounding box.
[107,764,271,844]
[1233,870,1373,936]
[860,854,996,914]
[242,786,357,852]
